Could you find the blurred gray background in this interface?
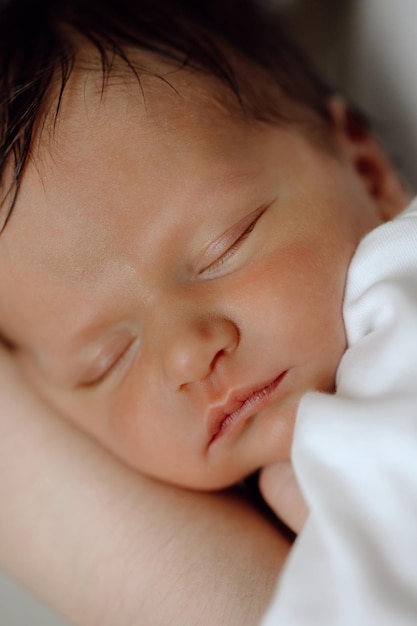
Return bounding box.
[1,0,416,624]
[279,0,417,186]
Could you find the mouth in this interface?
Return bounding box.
[208,371,288,445]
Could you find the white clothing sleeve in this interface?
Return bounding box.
[261,199,417,625]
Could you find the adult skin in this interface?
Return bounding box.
[0,345,289,626]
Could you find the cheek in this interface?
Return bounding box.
[105,381,180,475]
[237,241,348,364]
[243,240,346,318]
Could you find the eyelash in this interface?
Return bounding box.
[82,339,136,388]
[203,211,264,274]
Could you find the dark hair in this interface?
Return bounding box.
[0,0,333,229]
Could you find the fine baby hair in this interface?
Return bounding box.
[0,0,335,230]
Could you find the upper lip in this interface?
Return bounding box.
[207,371,287,444]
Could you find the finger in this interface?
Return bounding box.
[259,461,308,534]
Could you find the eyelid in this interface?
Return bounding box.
[198,204,268,275]
[79,336,137,388]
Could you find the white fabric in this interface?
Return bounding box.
[261,199,417,625]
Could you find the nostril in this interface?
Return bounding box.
[210,347,227,370]
[163,316,239,391]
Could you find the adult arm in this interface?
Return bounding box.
[0,346,289,626]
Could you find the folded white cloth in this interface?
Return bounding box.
[261,199,417,625]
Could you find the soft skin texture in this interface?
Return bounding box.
[0,345,288,626]
[0,67,408,490]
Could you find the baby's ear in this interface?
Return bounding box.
[327,96,410,220]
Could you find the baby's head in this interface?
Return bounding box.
[0,0,409,489]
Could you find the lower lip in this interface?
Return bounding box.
[210,371,287,444]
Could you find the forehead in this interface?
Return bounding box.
[0,59,272,348]
[17,62,262,265]
[32,56,260,205]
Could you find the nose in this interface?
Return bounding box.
[161,316,239,391]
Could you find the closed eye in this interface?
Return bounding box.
[79,337,137,388]
[199,204,269,276]
[205,218,259,272]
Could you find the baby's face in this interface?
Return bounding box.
[0,69,388,489]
